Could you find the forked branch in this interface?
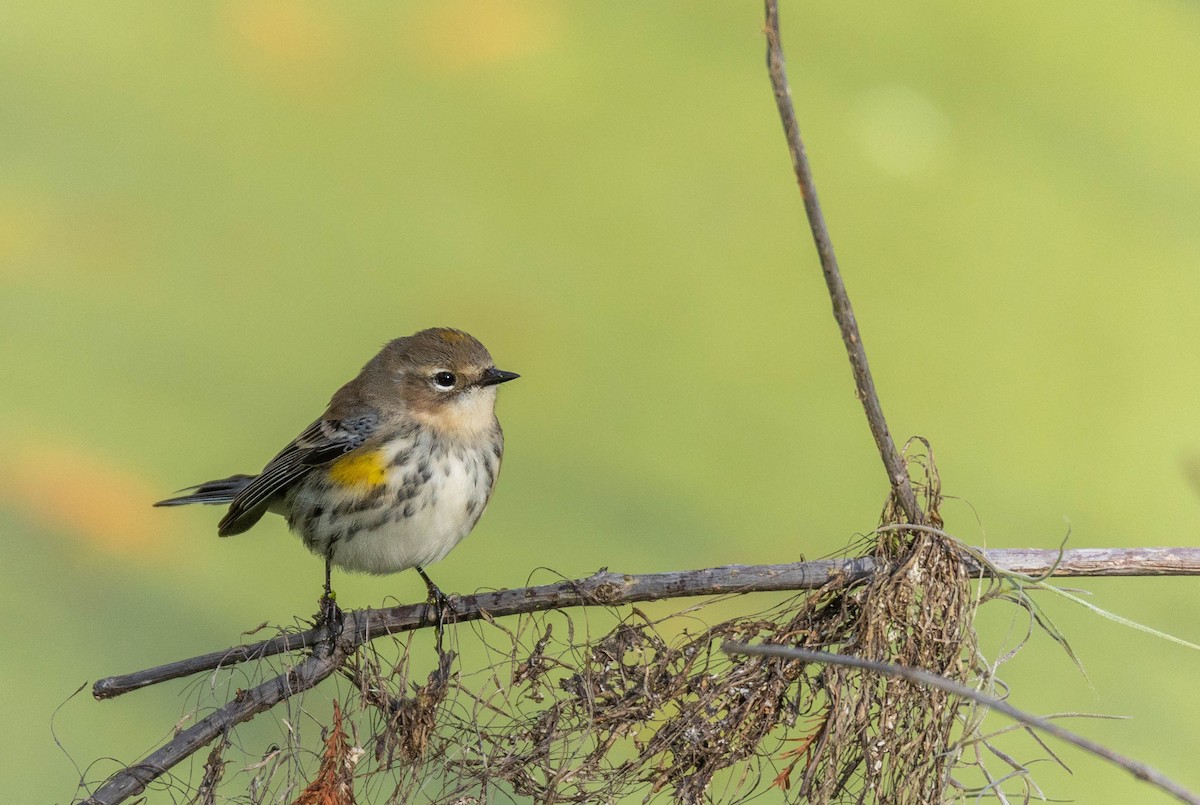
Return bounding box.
[81,546,1200,804]
[81,638,352,805]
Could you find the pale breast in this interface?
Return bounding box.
[285,427,502,575]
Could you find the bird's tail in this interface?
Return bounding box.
[154,474,256,507]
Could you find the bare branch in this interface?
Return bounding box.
[93,559,872,700]
[763,0,924,524]
[973,545,1200,577]
[94,547,1200,700]
[91,626,337,700]
[723,642,1200,805]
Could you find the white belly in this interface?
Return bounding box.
[330,453,493,574]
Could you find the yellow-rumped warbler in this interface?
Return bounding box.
[156,328,518,609]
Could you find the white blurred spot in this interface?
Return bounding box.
[852,85,951,177]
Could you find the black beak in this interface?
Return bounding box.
[479,367,520,387]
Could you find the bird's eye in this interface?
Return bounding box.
[433,371,457,389]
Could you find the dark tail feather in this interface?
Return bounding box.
[154,474,257,507]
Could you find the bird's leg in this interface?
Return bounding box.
[416,565,449,608]
[416,565,451,653]
[318,554,341,627]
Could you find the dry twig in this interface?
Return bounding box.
[724,642,1200,805]
[763,0,923,525]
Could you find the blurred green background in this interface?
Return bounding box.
[3,1,1199,802]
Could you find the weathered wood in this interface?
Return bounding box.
[93,548,1200,701]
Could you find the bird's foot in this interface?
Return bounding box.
[416,566,455,655]
[317,589,343,630]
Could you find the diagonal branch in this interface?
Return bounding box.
[764,0,924,524]
[79,623,354,805]
[723,642,1200,805]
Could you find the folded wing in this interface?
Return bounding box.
[217,413,379,536]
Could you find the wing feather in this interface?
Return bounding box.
[217,413,379,536]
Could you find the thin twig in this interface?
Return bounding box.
[723,642,1200,805]
[93,547,1200,700]
[763,0,923,524]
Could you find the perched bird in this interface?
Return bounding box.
[156,328,518,612]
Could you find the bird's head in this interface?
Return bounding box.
[379,328,518,436]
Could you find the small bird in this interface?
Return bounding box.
[156,328,518,614]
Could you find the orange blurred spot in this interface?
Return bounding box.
[0,196,145,279]
[404,0,561,72]
[0,443,170,561]
[221,0,344,95]
[59,204,146,276]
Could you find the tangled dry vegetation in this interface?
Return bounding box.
[159,455,1069,804]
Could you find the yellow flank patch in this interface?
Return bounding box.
[327,450,388,488]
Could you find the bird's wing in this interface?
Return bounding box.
[217,412,379,536]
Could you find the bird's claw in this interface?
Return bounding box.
[317,589,342,630]
[416,566,455,655]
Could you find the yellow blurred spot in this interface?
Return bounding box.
[0,199,52,275]
[852,85,952,178]
[221,0,344,95]
[328,450,388,488]
[404,0,560,72]
[0,443,169,561]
